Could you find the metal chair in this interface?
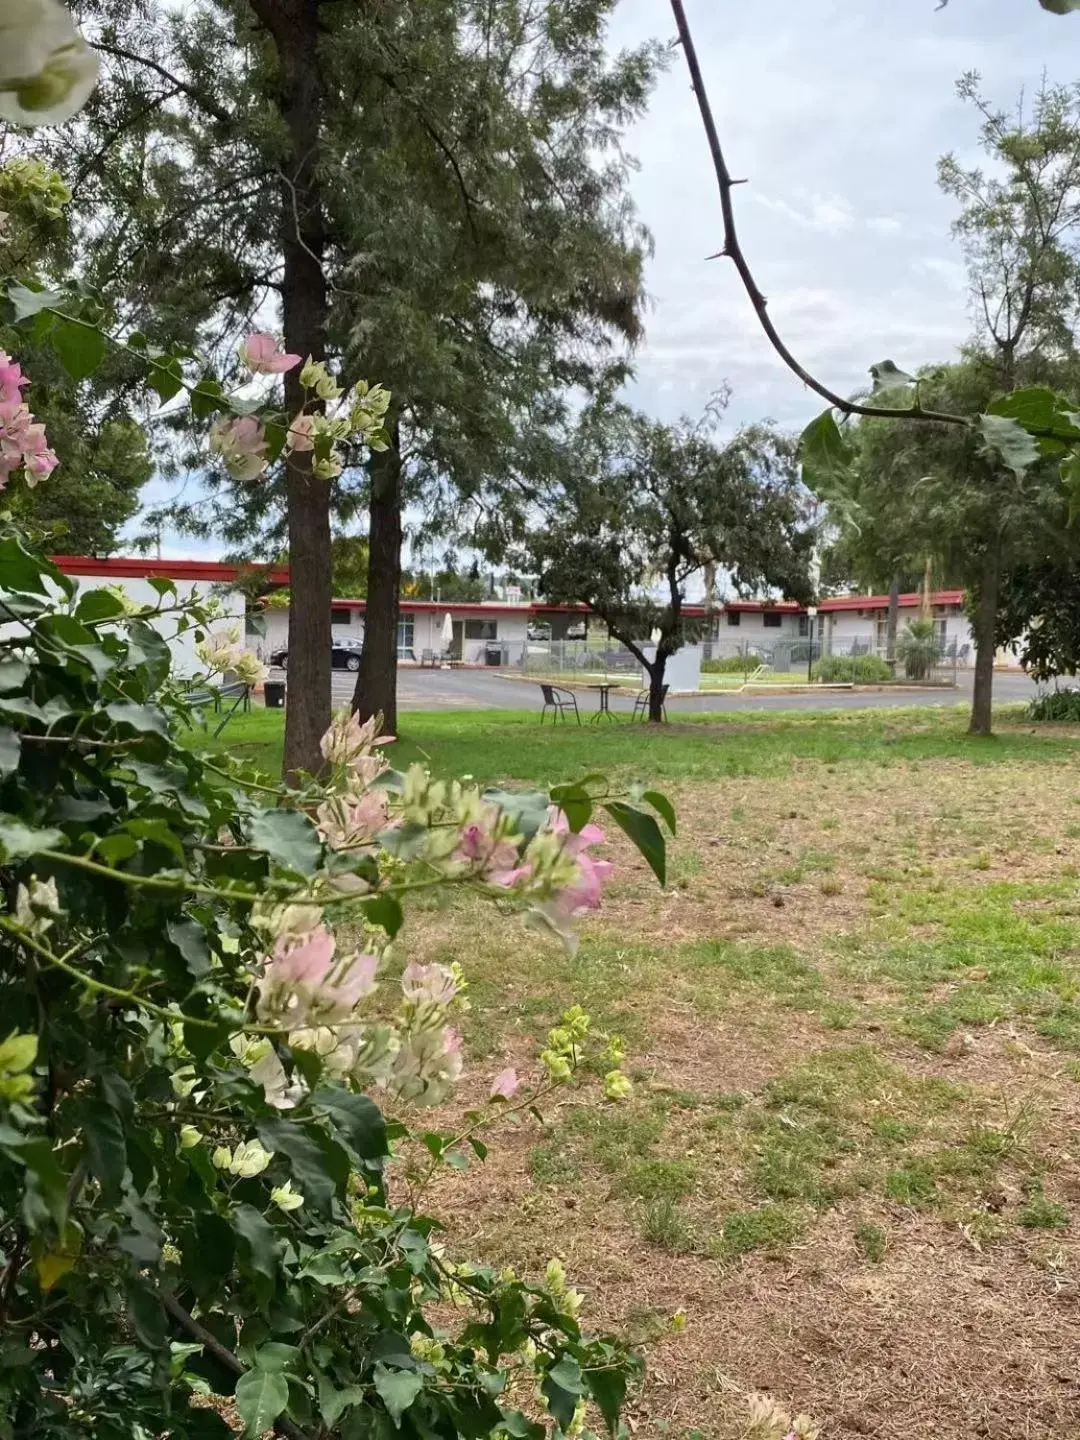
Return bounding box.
[631,684,668,722]
[539,683,580,725]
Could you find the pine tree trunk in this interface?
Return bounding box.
[648,655,668,723]
[969,540,1000,737]
[885,572,901,660]
[352,425,402,733]
[253,0,330,783]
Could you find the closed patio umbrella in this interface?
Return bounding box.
[441,612,454,652]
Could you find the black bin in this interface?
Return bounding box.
[264,679,286,709]
[484,644,502,667]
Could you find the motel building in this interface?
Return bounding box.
[47,557,1017,678]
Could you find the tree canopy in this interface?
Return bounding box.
[528,401,815,720]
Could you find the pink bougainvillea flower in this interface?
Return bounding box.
[0,352,29,407]
[239,331,301,375]
[209,415,269,482]
[556,851,614,916]
[286,411,316,452]
[489,1068,519,1101]
[401,961,457,1008]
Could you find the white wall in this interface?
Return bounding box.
[64,573,248,678]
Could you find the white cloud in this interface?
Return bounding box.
[754,190,857,235]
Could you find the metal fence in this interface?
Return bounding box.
[517,639,641,675]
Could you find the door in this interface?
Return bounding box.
[450,621,464,660]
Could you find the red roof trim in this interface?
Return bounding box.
[52,555,289,584]
[818,590,964,613]
[328,598,590,616]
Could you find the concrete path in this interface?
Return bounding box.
[330,666,1042,715]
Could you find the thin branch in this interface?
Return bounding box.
[668,0,970,428]
[160,1293,314,1440]
[93,41,232,126]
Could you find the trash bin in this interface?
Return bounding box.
[264,679,286,708]
[484,644,502,667]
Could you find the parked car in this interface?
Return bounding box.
[269,637,364,672]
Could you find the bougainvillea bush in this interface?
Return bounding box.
[0,529,674,1438]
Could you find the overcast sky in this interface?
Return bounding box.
[608,0,1079,432]
[136,0,1079,559]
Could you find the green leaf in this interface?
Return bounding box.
[190,378,227,421]
[868,359,915,398]
[255,1118,341,1212]
[498,1410,546,1440]
[233,1203,280,1288]
[602,801,665,886]
[182,1213,236,1298]
[310,1088,388,1161]
[0,728,20,777]
[1064,451,1080,526]
[147,355,184,403]
[80,1098,127,1204]
[0,659,30,693]
[8,282,65,320]
[168,919,212,978]
[252,1342,299,1372]
[319,1378,367,1428]
[541,1357,583,1427]
[977,413,1041,478]
[551,784,592,833]
[105,701,168,735]
[50,319,106,382]
[0,820,62,861]
[986,386,1080,444]
[1041,0,1080,12]
[0,535,65,596]
[361,893,403,938]
[234,1366,289,1437]
[249,808,321,876]
[373,1365,424,1427]
[642,789,676,835]
[799,410,856,497]
[126,1281,168,1351]
[75,588,129,623]
[586,1363,628,1435]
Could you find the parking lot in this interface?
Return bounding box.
[327,665,1042,715]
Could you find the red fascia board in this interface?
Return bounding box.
[327,598,591,616]
[52,555,289,585]
[818,590,965,613]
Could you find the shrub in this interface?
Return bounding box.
[895,618,939,681]
[812,653,893,684]
[703,652,757,674]
[1028,686,1080,722]
[0,531,673,1438]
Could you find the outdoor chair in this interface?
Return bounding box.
[539,683,580,725]
[631,684,668,722]
[420,649,436,667]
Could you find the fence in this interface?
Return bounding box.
[517,638,641,675]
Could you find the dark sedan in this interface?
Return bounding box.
[269,637,364,672]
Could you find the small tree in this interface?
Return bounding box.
[528,403,814,721]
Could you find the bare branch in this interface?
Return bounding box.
[668,0,970,428]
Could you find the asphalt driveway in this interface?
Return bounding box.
[330,666,1042,714]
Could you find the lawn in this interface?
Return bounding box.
[198,706,1080,1439]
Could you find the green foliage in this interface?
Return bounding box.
[1018,1189,1070,1229]
[702,652,756,674]
[709,1205,801,1262]
[640,1197,695,1254]
[529,399,815,711]
[895,619,939,681]
[854,1222,887,1263]
[1028,687,1080,721]
[0,532,665,1438]
[812,654,893,684]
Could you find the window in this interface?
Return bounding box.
[464,618,498,641]
[798,615,809,637]
[763,612,782,629]
[331,607,352,626]
[725,611,741,627]
[933,619,947,650]
[397,615,415,657]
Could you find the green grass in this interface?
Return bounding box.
[709,1204,803,1261]
[196,703,1056,789]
